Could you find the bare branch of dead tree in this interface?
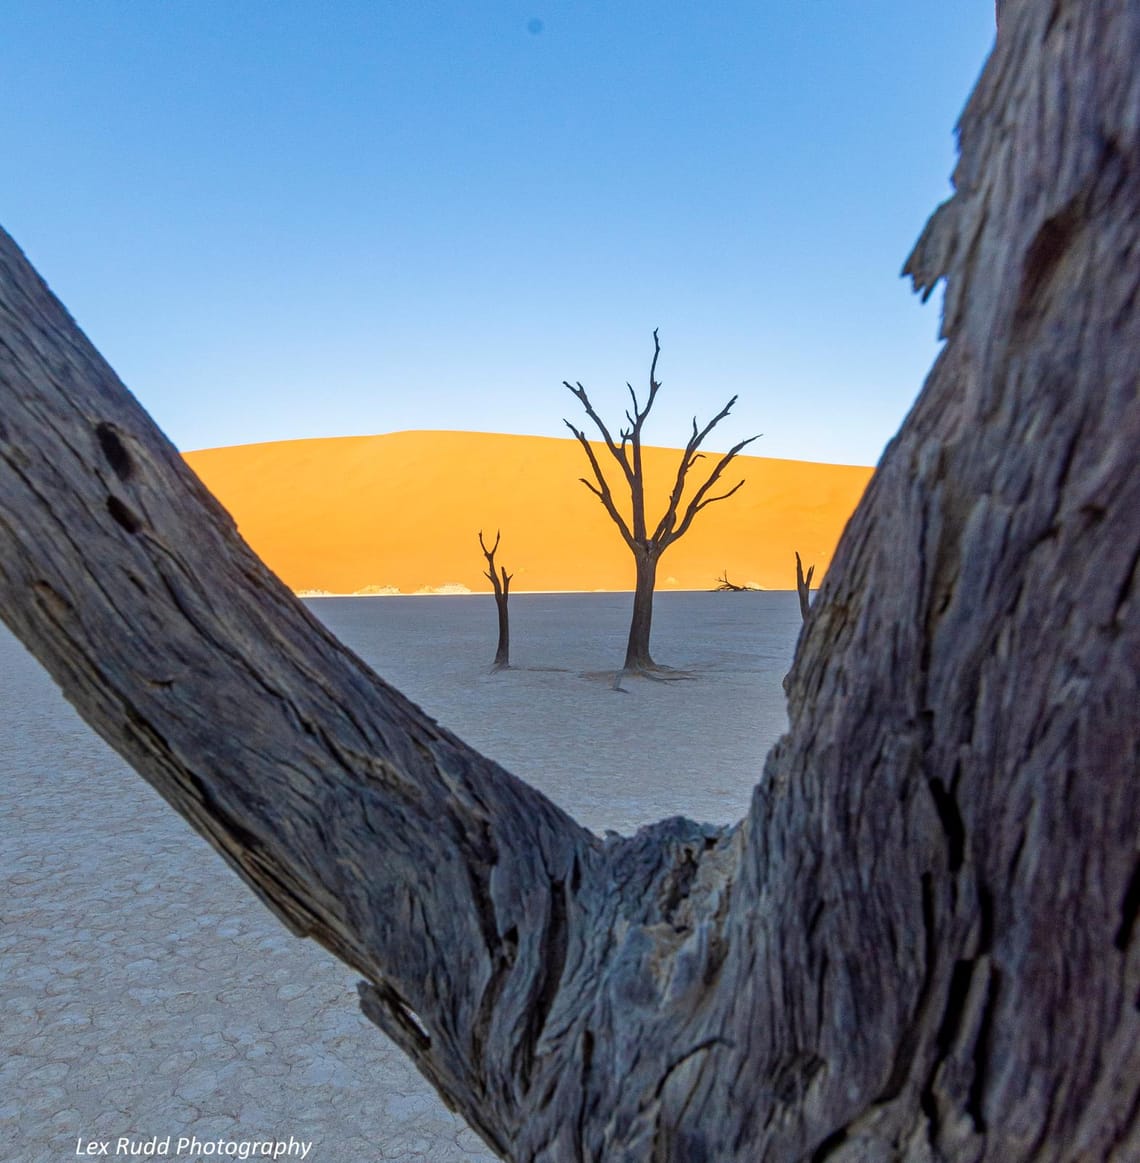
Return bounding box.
[795,551,815,623]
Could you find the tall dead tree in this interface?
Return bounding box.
[1,1,1138,1158]
[478,529,513,670]
[564,332,759,672]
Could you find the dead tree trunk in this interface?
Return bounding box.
[478,530,512,670]
[1,2,1138,1157]
[625,548,659,670]
[795,550,815,622]
[563,333,758,673]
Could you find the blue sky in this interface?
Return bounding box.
[2,2,995,465]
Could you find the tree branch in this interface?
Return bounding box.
[625,329,663,541]
[479,529,508,596]
[562,420,636,548]
[650,382,759,546]
[795,550,815,622]
[562,380,635,489]
[659,432,760,547]
[564,331,665,546]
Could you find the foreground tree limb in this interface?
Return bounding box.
[1,1,1139,1157]
[0,242,604,1154]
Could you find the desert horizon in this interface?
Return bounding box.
[183,429,873,597]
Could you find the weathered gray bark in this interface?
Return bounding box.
[1,1,1138,1158]
[564,331,759,672]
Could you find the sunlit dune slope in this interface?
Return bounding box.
[183,431,873,595]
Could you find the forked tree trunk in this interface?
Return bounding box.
[1,2,1138,1158]
[623,549,659,671]
[479,530,513,671]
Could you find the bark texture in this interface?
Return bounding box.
[1,1,1139,1158]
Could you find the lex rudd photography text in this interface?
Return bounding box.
[75,1137,313,1159]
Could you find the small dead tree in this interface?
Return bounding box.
[564,332,759,672]
[478,530,512,670]
[794,550,815,622]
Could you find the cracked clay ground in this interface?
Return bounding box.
[3,592,800,1162]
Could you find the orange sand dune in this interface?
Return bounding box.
[183,431,873,595]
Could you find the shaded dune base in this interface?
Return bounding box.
[184,431,873,595]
